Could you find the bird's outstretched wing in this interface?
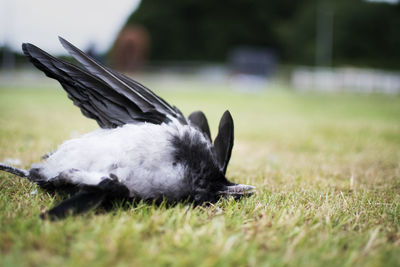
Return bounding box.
[22,37,187,128]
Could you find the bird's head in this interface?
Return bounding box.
[185,110,256,204]
[190,167,255,204]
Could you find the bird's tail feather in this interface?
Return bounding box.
[0,163,29,178]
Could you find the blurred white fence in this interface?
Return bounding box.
[291,67,400,94]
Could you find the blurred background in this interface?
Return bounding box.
[1,2,400,265]
[1,0,400,93]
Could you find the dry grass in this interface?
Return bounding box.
[0,79,399,266]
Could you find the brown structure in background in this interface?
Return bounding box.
[110,26,149,72]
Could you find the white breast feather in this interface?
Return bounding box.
[33,122,195,199]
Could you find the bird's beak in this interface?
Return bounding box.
[219,184,256,197]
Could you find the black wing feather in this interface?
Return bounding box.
[22,39,182,127]
[213,111,234,174]
[43,190,106,220]
[58,37,187,124]
[188,111,212,142]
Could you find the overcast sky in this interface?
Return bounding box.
[0,0,140,55]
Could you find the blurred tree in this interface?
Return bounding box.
[126,0,300,61]
[125,0,400,69]
[333,0,400,69]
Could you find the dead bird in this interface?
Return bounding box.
[0,37,255,219]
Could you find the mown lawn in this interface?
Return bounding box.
[0,79,399,267]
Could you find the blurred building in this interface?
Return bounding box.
[292,67,400,94]
[110,26,150,72]
[229,47,277,78]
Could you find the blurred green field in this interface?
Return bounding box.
[0,81,399,267]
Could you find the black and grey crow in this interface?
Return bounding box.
[0,37,255,219]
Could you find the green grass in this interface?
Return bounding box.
[1,82,400,267]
